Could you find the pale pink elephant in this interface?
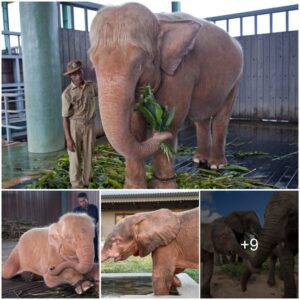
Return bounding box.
[101,208,199,295]
[2,213,98,294]
[89,3,243,188]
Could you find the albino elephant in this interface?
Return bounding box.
[2,213,98,294]
[241,191,298,298]
[89,3,243,188]
[101,208,199,295]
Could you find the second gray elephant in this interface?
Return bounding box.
[201,211,261,298]
[89,3,243,188]
[241,191,298,298]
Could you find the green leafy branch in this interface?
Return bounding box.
[135,85,176,160]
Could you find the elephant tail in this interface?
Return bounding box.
[2,247,21,279]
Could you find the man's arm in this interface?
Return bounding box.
[63,117,75,152]
[92,204,99,224]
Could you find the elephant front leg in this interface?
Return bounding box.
[267,254,277,287]
[201,250,214,298]
[152,247,177,295]
[124,111,147,188]
[44,268,93,294]
[277,244,297,298]
[152,131,178,189]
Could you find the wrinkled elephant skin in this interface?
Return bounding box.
[201,210,261,298]
[101,208,199,295]
[2,213,96,294]
[89,3,243,188]
[241,191,298,298]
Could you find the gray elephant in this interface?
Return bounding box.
[201,211,261,298]
[89,3,243,188]
[221,211,261,264]
[241,191,298,298]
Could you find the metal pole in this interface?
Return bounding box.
[2,2,10,51]
[3,95,11,142]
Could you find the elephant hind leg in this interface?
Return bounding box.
[43,268,83,289]
[209,83,239,168]
[172,268,185,288]
[193,118,212,165]
[2,248,21,279]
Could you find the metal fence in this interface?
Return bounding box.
[206,5,298,36]
[2,191,99,225]
[1,4,299,142]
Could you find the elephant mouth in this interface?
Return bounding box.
[114,255,123,262]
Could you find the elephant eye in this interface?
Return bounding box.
[113,238,121,245]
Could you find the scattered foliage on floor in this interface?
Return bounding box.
[234,151,269,158]
[29,144,274,189]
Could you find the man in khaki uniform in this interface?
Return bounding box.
[62,60,98,188]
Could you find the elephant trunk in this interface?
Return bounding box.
[241,216,279,292]
[101,248,111,262]
[98,77,172,159]
[49,245,95,276]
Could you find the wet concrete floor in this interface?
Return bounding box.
[2,120,298,189]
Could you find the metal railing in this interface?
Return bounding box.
[2,89,26,142]
[206,4,298,36]
[1,31,22,56]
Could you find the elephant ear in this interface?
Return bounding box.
[225,212,244,233]
[134,209,181,257]
[158,19,201,75]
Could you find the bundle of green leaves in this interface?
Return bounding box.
[135,85,175,160]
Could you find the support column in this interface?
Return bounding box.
[20,2,64,153]
[171,1,181,12]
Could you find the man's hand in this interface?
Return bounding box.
[66,138,75,152]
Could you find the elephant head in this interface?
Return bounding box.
[101,209,180,262]
[89,3,201,159]
[223,211,262,237]
[241,191,298,292]
[48,213,95,275]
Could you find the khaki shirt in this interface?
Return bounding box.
[62,80,98,122]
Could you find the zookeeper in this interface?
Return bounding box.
[62,60,98,188]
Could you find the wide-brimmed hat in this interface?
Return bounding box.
[63,60,82,76]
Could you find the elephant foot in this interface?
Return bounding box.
[74,280,94,294]
[151,175,177,189]
[171,275,182,288]
[193,152,209,167]
[124,178,147,189]
[201,289,212,298]
[208,157,227,170]
[267,277,276,287]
